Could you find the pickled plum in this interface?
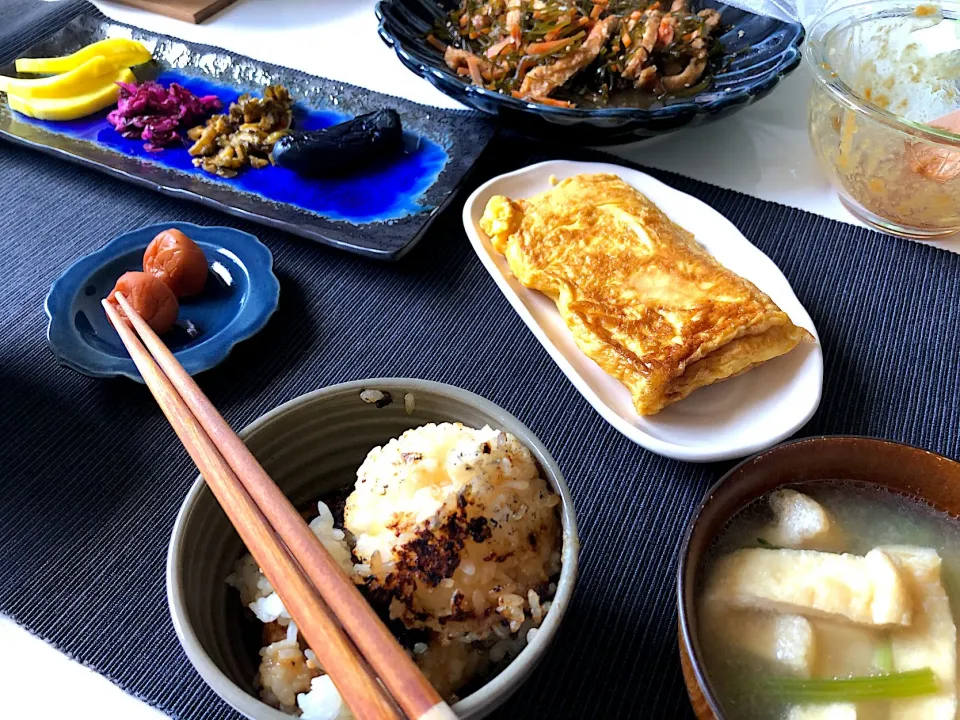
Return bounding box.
[143,229,208,297]
[107,271,179,334]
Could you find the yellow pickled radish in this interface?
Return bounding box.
[15,38,150,75]
[0,56,118,99]
[7,67,135,121]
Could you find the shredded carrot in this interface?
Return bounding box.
[486,37,515,58]
[622,31,633,47]
[466,56,485,86]
[544,21,570,41]
[590,5,603,19]
[511,90,524,98]
[526,35,579,55]
[533,10,543,19]
[459,14,468,27]
[536,97,576,108]
[426,34,447,53]
[469,31,478,39]
[456,67,470,76]
[649,1,661,9]
[630,10,643,19]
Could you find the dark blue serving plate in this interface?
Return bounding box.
[45,222,280,382]
[376,0,804,145]
[0,12,495,260]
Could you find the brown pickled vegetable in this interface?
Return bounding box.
[187,84,293,178]
[107,271,179,334]
[432,0,723,108]
[143,228,208,297]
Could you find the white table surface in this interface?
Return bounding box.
[4,0,958,717]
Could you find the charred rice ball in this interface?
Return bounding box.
[344,422,561,642]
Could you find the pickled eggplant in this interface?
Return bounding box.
[271,109,402,176]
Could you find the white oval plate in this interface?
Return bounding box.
[463,160,823,462]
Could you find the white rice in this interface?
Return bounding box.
[297,676,354,720]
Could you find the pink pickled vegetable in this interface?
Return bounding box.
[106,81,221,152]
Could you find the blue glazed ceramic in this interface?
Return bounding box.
[376,0,805,145]
[45,222,280,382]
[0,12,495,260]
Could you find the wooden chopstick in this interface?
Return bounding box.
[106,293,456,720]
[102,297,403,720]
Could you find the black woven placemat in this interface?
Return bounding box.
[0,0,89,64]
[3,124,960,720]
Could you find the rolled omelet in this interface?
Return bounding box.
[480,173,813,415]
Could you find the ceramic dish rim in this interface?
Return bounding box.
[462,159,824,463]
[44,221,280,382]
[375,0,806,120]
[674,434,960,719]
[166,377,581,720]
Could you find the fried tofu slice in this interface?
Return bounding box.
[811,618,882,677]
[702,610,816,676]
[761,489,840,550]
[882,546,957,720]
[704,548,912,627]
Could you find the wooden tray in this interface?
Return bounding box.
[108,0,239,24]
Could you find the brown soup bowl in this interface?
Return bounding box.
[676,435,960,719]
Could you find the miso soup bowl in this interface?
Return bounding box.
[167,378,580,720]
[676,435,960,719]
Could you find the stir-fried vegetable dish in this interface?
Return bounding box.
[430,0,723,108]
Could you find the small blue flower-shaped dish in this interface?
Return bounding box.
[376,0,805,145]
[45,222,280,382]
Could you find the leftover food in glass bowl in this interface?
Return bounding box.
[806,1,960,238]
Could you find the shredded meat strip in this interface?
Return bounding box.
[699,8,722,33]
[444,46,498,84]
[636,65,658,90]
[699,7,722,28]
[622,11,662,82]
[506,7,522,40]
[661,56,708,91]
[519,15,620,98]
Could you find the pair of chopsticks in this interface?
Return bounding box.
[103,293,456,720]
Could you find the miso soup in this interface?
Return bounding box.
[697,482,960,720]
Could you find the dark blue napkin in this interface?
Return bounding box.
[4,130,960,719]
[0,0,89,64]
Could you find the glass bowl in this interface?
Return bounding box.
[806,1,960,238]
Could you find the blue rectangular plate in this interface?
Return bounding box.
[0,12,495,260]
